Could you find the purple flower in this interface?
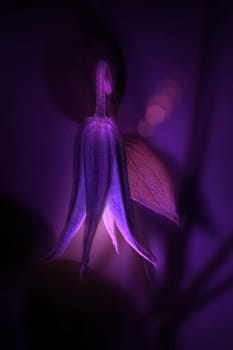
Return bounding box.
[47,61,157,277]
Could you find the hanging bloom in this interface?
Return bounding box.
[47,61,157,277]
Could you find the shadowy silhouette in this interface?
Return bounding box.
[143,3,233,350]
[44,4,125,123]
[0,193,53,281]
[0,193,53,350]
[23,260,149,350]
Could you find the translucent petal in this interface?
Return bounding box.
[80,117,113,277]
[46,134,86,260]
[107,131,157,267]
[103,204,119,254]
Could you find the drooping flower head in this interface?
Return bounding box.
[47,60,157,277]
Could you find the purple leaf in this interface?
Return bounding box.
[124,136,179,225]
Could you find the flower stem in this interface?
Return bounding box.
[95,60,112,117]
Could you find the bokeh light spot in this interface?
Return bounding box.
[137,119,155,137]
[145,104,166,125]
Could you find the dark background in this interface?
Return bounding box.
[0,1,233,349]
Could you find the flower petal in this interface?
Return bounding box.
[80,117,113,277]
[46,134,86,260]
[103,204,119,254]
[107,130,157,267]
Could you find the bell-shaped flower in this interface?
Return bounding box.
[47,61,157,277]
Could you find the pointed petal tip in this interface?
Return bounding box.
[79,262,88,280]
[110,238,120,255]
[139,252,158,269]
[172,210,182,227]
[173,214,181,227]
[43,246,61,263]
[111,235,119,254]
[132,243,158,269]
[112,242,119,254]
[146,253,158,269]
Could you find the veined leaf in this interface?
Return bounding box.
[124,136,179,225]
